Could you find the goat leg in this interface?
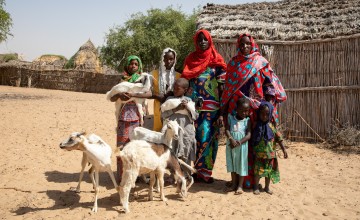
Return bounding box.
[149,172,156,201]
[91,171,100,212]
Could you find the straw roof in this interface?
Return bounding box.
[197,0,360,41]
[33,55,67,67]
[73,39,102,73]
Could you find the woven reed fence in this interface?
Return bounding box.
[214,35,360,142]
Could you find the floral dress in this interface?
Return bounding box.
[188,66,226,181]
[253,123,282,183]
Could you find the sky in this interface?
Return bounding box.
[0,0,274,61]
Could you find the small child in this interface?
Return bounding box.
[161,78,198,170]
[251,101,288,195]
[224,97,251,195]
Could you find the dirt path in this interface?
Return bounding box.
[0,86,359,219]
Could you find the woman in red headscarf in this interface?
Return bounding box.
[220,34,287,189]
[182,29,227,183]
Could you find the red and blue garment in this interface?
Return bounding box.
[220,34,287,123]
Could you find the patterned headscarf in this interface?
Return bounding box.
[182,29,227,80]
[159,48,177,93]
[221,33,287,111]
[251,101,275,146]
[122,55,142,82]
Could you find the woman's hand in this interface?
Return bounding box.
[154,94,164,102]
[119,93,131,101]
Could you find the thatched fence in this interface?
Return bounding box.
[214,34,360,142]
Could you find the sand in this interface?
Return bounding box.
[0,85,359,220]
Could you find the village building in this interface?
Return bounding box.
[197,0,360,142]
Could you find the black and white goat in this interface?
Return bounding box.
[59,132,119,213]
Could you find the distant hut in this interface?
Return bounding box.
[198,0,360,142]
[72,39,102,73]
[33,54,67,68]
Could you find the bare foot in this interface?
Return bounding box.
[234,187,244,195]
[264,188,273,195]
[253,189,260,195]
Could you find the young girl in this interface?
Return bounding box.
[151,48,181,131]
[224,97,251,195]
[251,101,288,195]
[110,55,152,183]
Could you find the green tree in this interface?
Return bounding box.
[0,0,12,42]
[100,7,197,72]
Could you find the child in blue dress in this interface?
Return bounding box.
[224,97,251,194]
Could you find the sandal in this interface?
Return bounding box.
[234,187,244,195]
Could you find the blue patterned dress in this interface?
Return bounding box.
[188,66,226,181]
[226,115,249,176]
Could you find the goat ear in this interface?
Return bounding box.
[79,131,86,136]
[165,118,170,123]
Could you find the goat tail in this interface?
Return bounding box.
[178,159,197,174]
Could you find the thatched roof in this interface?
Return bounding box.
[73,39,102,73]
[197,0,360,41]
[33,55,67,67]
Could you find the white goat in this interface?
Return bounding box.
[160,98,196,118]
[118,140,196,213]
[129,119,183,148]
[59,132,119,213]
[106,72,152,125]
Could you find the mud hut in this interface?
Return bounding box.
[71,39,102,73]
[198,0,360,142]
[33,55,67,68]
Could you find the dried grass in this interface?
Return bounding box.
[327,120,360,147]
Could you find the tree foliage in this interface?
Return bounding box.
[100,7,197,72]
[0,0,12,42]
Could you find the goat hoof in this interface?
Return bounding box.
[91,207,98,212]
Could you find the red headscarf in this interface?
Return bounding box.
[182,29,227,80]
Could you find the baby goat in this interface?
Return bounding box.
[59,132,119,213]
[129,119,183,148]
[118,140,196,213]
[106,73,152,125]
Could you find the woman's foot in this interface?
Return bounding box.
[264,187,273,195]
[253,189,260,195]
[234,187,244,195]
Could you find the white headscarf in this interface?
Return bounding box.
[158,47,177,94]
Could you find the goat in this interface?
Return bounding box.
[129,119,183,148]
[59,132,119,213]
[106,73,152,125]
[129,119,183,187]
[118,140,196,213]
[160,97,196,119]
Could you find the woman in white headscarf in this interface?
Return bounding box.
[151,48,181,131]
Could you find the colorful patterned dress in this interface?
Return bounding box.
[226,115,249,176]
[253,123,282,183]
[188,66,226,181]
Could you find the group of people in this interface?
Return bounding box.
[109,29,288,195]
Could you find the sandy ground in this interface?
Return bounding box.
[0,85,359,220]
